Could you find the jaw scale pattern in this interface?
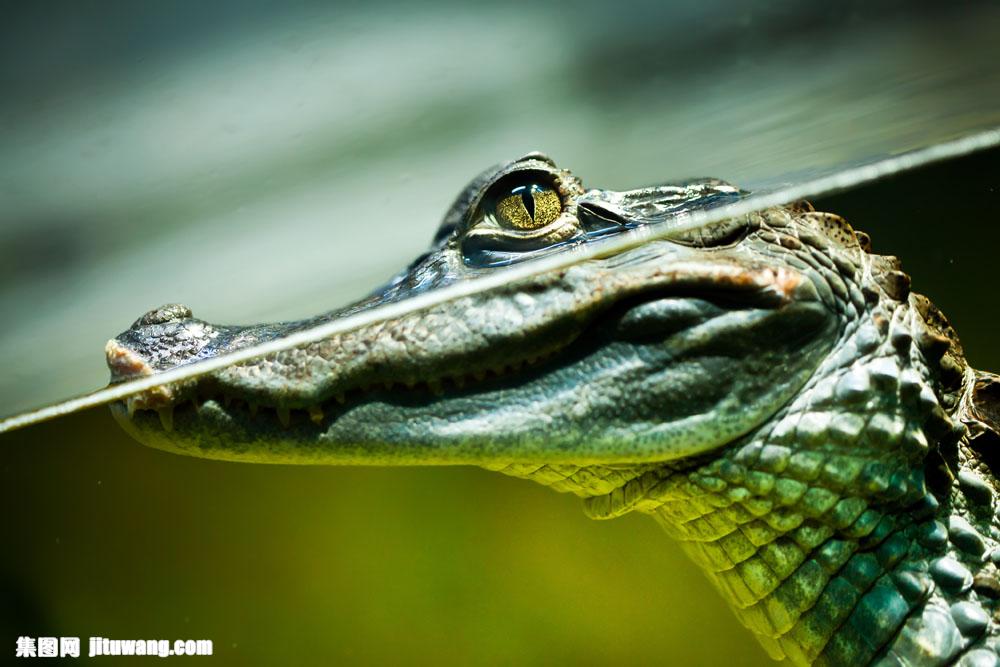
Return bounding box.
[484,206,999,665]
[566,211,1000,665]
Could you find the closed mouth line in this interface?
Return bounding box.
[114,278,794,432]
[116,345,565,431]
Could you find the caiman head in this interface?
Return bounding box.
[106,153,1000,665]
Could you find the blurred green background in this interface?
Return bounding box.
[1,1,999,664]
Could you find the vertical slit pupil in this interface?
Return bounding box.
[520,187,536,221]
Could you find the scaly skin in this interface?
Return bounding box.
[105,153,1000,665]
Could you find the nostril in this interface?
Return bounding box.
[134,303,193,328]
[105,339,153,381]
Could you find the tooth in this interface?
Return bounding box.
[126,398,137,418]
[309,406,324,425]
[157,407,174,432]
[277,406,291,427]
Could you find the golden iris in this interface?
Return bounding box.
[494,184,561,230]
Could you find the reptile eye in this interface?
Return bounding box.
[494,184,562,230]
[461,171,578,268]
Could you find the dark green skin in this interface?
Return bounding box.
[107,153,1000,665]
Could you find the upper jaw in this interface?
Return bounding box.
[105,237,821,450]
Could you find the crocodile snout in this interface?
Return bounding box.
[105,303,222,383]
[105,339,154,381]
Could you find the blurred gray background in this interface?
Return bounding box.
[1,2,999,665]
[2,0,999,414]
